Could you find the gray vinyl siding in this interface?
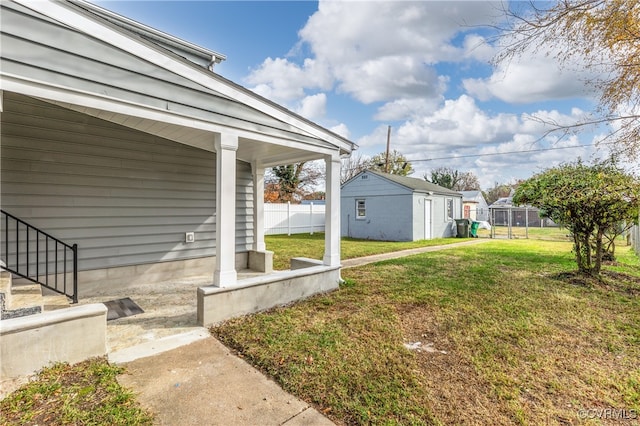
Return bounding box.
[341,173,414,241]
[0,1,333,149]
[1,93,253,271]
[341,194,414,241]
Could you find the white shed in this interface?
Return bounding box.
[341,170,463,241]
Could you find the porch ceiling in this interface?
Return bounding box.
[45,100,333,167]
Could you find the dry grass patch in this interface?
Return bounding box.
[0,358,153,426]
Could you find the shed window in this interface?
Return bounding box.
[356,199,366,219]
[446,198,454,220]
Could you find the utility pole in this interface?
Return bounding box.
[384,125,391,173]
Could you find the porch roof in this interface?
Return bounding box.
[1,0,356,164]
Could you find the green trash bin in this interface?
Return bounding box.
[470,221,480,238]
[455,219,471,238]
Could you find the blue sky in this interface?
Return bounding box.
[98,1,618,188]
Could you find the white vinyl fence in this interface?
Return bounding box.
[264,202,325,235]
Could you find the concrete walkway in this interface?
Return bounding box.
[341,238,489,268]
[109,238,490,425]
[117,336,333,426]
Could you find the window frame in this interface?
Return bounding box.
[445,198,454,221]
[355,199,367,219]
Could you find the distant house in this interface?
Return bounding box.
[460,191,489,222]
[341,170,462,241]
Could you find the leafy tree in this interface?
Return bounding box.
[264,183,281,203]
[303,191,325,201]
[483,183,511,205]
[427,167,480,191]
[266,161,323,203]
[495,0,640,158]
[368,150,414,176]
[513,160,640,276]
[457,171,481,191]
[341,153,372,184]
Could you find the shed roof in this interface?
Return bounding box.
[365,170,462,196]
[460,190,482,199]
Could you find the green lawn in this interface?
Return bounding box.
[214,239,640,425]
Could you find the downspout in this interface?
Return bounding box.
[207,54,222,71]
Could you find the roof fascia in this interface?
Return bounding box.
[68,0,226,68]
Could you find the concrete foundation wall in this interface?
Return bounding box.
[69,253,248,297]
[197,266,341,326]
[0,303,107,380]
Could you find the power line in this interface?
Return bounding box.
[407,142,607,163]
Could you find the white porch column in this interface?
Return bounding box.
[214,133,238,287]
[323,153,341,267]
[252,162,266,251]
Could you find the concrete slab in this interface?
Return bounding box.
[117,336,334,426]
[109,328,210,364]
[341,238,490,268]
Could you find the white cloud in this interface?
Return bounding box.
[463,42,598,103]
[301,1,499,64]
[374,97,443,122]
[329,123,351,139]
[355,124,393,150]
[296,93,326,120]
[355,97,606,188]
[336,56,443,104]
[245,1,502,112]
[462,34,496,62]
[394,95,520,150]
[246,57,332,103]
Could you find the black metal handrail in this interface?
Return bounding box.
[1,210,78,303]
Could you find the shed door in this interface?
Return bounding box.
[424,199,432,239]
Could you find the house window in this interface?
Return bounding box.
[446,198,454,220]
[356,199,366,219]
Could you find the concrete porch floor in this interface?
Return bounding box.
[79,270,268,354]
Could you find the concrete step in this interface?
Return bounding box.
[42,294,71,311]
[1,280,43,319]
[0,271,69,319]
[0,270,12,309]
[9,283,43,311]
